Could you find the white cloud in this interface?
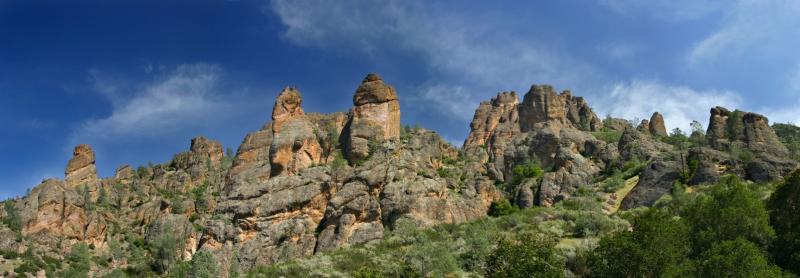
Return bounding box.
[74,63,238,142]
[597,41,643,62]
[269,0,599,121]
[688,0,800,65]
[593,80,743,133]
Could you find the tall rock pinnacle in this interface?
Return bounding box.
[65,144,99,187]
[518,85,601,133]
[269,87,323,176]
[649,112,668,137]
[345,73,401,162]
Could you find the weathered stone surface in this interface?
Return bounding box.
[65,144,99,188]
[637,119,650,134]
[17,179,99,243]
[649,112,668,137]
[344,74,401,163]
[518,85,601,133]
[618,126,674,161]
[272,87,305,130]
[463,92,520,153]
[603,117,631,131]
[621,160,682,209]
[707,107,789,156]
[225,128,273,196]
[703,107,796,182]
[269,88,323,176]
[145,214,198,260]
[687,147,743,185]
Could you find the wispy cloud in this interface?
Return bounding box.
[688,0,800,66]
[74,64,233,142]
[593,80,743,133]
[269,0,600,121]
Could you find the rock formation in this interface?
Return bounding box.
[649,112,668,137]
[269,87,323,176]
[518,85,601,133]
[344,73,401,163]
[65,144,99,188]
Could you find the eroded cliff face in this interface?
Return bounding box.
[462,85,614,206]
[5,74,798,277]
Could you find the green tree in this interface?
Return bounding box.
[2,200,22,232]
[190,250,220,278]
[150,227,183,274]
[696,238,785,278]
[682,175,775,253]
[58,243,92,278]
[587,209,693,278]
[485,232,564,278]
[769,170,800,274]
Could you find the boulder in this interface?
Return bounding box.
[649,112,668,137]
[621,160,683,209]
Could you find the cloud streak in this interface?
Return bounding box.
[75,63,235,142]
[269,0,600,121]
[594,80,743,133]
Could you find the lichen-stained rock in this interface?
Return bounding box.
[216,167,334,269]
[316,139,498,253]
[168,136,225,189]
[518,85,601,133]
[649,112,668,137]
[65,144,99,188]
[269,87,324,176]
[621,160,682,209]
[618,126,674,161]
[704,107,796,181]
[18,179,89,241]
[603,117,631,131]
[463,91,520,158]
[225,128,273,196]
[146,214,198,260]
[707,107,789,156]
[637,119,651,134]
[687,147,743,185]
[344,73,401,163]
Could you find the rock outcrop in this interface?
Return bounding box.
[344,73,401,163]
[269,87,323,176]
[518,85,601,133]
[649,112,668,137]
[707,107,788,156]
[65,144,99,188]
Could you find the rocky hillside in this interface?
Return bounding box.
[1,74,798,277]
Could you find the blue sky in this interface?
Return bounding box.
[2,0,800,198]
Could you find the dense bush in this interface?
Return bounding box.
[681,176,775,252]
[1,200,22,232]
[769,170,800,274]
[587,209,694,277]
[488,199,518,217]
[485,232,564,278]
[696,238,784,278]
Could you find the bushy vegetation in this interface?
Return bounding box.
[774,123,800,161]
[247,200,628,277]
[769,170,800,275]
[587,175,791,277]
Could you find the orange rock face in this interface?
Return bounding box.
[345,73,401,162]
[65,144,99,188]
[269,87,323,176]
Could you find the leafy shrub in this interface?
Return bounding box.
[682,175,775,253]
[591,130,623,143]
[510,160,543,186]
[696,238,785,278]
[190,250,220,278]
[2,200,22,232]
[488,199,518,217]
[769,170,800,274]
[588,209,693,277]
[485,232,564,278]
